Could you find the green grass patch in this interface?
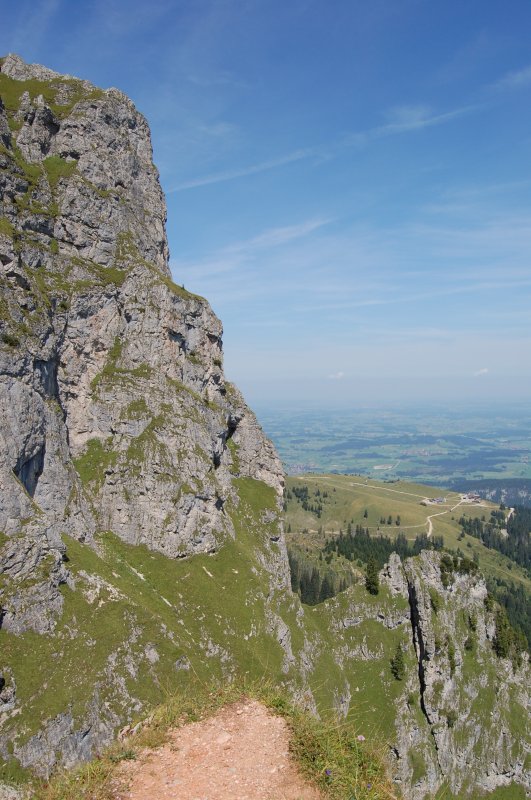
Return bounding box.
[1,332,20,347]
[9,144,42,184]
[0,473,287,768]
[409,748,426,783]
[0,71,104,119]
[73,437,118,488]
[285,474,531,598]
[86,262,127,287]
[227,437,240,473]
[123,398,149,418]
[0,215,16,238]
[90,337,123,391]
[43,155,77,190]
[125,414,167,472]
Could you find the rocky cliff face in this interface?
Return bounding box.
[0,53,284,638]
[394,551,529,798]
[312,551,529,799]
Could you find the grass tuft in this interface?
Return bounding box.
[43,155,77,190]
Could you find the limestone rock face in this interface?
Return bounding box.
[396,551,529,799]
[314,552,529,799]
[0,54,284,636]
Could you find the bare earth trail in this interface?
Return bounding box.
[348,480,473,538]
[115,699,323,800]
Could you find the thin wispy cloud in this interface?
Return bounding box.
[342,102,479,150]
[169,148,313,192]
[196,121,239,138]
[436,30,492,84]
[173,198,531,323]
[491,64,531,91]
[170,98,476,193]
[376,104,478,135]
[474,368,489,377]
[233,218,331,252]
[1,0,530,405]
[171,217,331,280]
[7,0,61,55]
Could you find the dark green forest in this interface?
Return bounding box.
[458,506,531,648]
[288,512,530,652]
[459,506,531,571]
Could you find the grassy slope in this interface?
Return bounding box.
[285,474,531,593]
[0,476,396,800]
[36,681,395,800]
[1,474,527,799]
[285,475,529,800]
[0,479,288,779]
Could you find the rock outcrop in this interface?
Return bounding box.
[303,550,529,799]
[393,551,529,798]
[0,53,284,637]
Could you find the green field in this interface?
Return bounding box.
[257,405,531,489]
[285,474,531,593]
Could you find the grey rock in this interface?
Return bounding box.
[380,552,409,596]
[0,669,16,714]
[394,550,530,799]
[0,784,28,800]
[0,55,283,637]
[0,53,285,777]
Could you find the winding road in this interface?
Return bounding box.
[296,475,493,539]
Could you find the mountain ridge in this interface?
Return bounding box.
[0,56,529,800]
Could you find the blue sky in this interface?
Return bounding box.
[2,0,531,409]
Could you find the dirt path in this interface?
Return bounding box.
[115,699,323,800]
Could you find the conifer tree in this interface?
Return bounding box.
[365,557,379,595]
[308,567,321,605]
[319,575,334,602]
[390,642,405,680]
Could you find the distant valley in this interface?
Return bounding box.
[259,405,531,505]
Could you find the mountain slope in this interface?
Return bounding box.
[0,56,529,800]
[0,51,288,775]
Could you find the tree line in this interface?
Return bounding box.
[288,527,445,606]
[284,485,327,518]
[323,525,444,568]
[486,577,530,651]
[288,550,350,605]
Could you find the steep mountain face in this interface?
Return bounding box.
[0,56,529,799]
[0,53,288,775]
[0,52,284,633]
